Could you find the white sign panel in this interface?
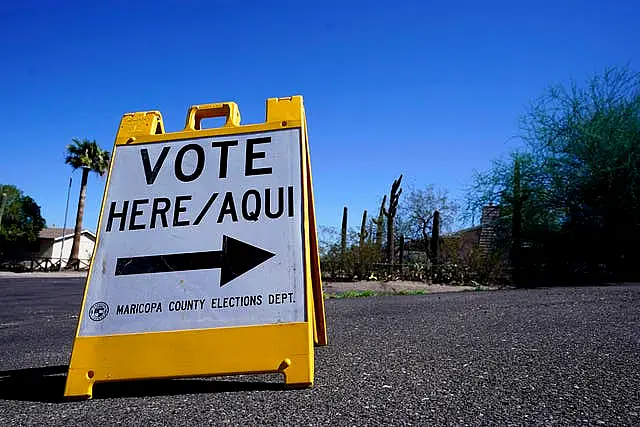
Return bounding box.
[79,129,305,336]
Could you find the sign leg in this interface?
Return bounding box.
[281,355,313,389]
[64,368,94,400]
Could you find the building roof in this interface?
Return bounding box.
[39,228,96,241]
[443,225,482,237]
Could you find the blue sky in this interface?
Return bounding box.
[1,0,638,235]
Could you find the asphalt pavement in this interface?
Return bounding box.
[0,276,638,426]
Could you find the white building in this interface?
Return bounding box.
[38,228,96,269]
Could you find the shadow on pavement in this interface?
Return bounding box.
[94,377,285,399]
[0,365,68,403]
[0,365,285,403]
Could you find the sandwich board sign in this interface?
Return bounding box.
[65,96,327,399]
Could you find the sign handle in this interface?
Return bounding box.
[184,102,241,130]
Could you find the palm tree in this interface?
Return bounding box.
[65,139,110,269]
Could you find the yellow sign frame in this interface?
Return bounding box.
[64,96,327,399]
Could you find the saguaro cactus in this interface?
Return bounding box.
[372,195,387,248]
[358,210,368,278]
[383,174,403,273]
[341,206,348,261]
[430,210,440,264]
[359,210,368,252]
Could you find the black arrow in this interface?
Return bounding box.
[114,235,275,286]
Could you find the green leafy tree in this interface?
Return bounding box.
[0,185,46,258]
[468,66,640,284]
[65,139,110,269]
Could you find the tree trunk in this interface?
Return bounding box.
[511,200,522,286]
[511,159,523,286]
[68,168,89,270]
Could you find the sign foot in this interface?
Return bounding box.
[64,369,94,400]
[279,357,313,389]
